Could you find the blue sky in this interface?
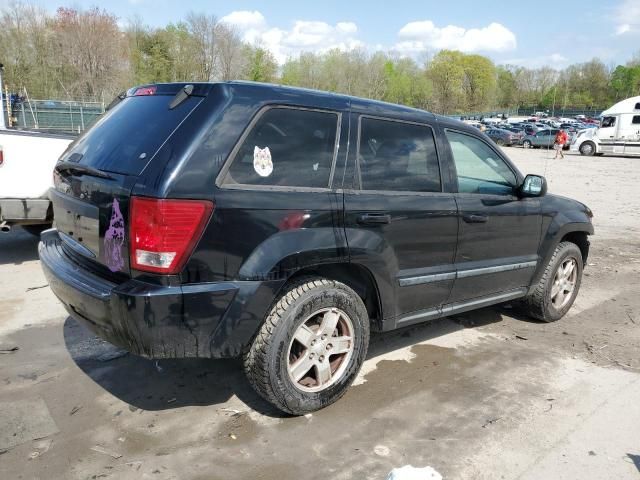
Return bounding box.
[14,0,640,66]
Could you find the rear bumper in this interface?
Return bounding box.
[39,229,284,358]
[0,198,50,223]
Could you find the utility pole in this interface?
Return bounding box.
[0,63,6,129]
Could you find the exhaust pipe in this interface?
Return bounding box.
[0,221,11,233]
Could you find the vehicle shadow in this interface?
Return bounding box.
[63,307,505,418]
[628,454,640,473]
[0,228,40,265]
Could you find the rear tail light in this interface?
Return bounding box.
[133,86,157,96]
[129,197,213,274]
[0,145,4,167]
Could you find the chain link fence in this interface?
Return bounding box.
[8,99,105,134]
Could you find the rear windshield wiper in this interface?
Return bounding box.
[55,161,115,180]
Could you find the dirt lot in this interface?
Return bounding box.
[1,148,639,480]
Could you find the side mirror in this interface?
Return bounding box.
[519,174,547,197]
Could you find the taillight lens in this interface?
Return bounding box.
[133,86,157,96]
[0,146,4,167]
[129,197,214,274]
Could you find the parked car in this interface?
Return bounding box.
[39,82,594,415]
[522,129,574,149]
[485,128,519,146]
[519,124,540,135]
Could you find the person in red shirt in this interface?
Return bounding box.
[554,129,568,159]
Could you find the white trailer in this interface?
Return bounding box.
[0,129,73,233]
[571,96,640,156]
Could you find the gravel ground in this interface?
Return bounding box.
[0,147,639,480]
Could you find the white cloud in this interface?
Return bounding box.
[502,53,569,69]
[613,0,640,35]
[221,11,363,64]
[395,21,517,53]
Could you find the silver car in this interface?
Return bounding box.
[522,129,574,150]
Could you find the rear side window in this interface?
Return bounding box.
[358,117,441,193]
[632,115,640,124]
[61,95,203,176]
[223,107,339,189]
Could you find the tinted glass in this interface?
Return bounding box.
[358,118,441,192]
[223,108,338,188]
[61,94,203,176]
[632,115,640,124]
[446,130,517,195]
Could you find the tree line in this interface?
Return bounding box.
[1,3,639,113]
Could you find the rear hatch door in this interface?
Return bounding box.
[52,84,207,276]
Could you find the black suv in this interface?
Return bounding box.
[40,82,593,415]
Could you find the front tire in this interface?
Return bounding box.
[579,141,596,156]
[243,278,370,415]
[519,242,583,322]
[522,140,532,149]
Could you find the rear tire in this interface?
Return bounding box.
[522,140,532,149]
[243,278,370,415]
[496,139,505,146]
[519,242,583,322]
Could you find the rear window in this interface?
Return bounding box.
[60,94,203,176]
[222,107,339,189]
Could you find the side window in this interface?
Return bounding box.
[445,130,517,195]
[358,117,441,193]
[223,107,338,188]
[602,116,616,128]
[632,115,640,124]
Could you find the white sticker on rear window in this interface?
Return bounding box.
[253,146,273,177]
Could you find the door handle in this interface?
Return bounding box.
[357,213,391,225]
[463,214,488,223]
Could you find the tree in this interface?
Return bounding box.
[427,50,465,114]
[53,7,127,99]
[186,12,218,81]
[496,66,517,108]
[462,54,496,111]
[245,46,277,82]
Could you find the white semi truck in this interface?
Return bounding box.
[571,96,640,156]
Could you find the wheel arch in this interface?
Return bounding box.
[286,262,384,331]
[528,222,593,295]
[560,230,590,265]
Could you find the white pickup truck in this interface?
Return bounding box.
[0,129,74,234]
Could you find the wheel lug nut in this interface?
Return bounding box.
[321,334,327,340]
[319,355,324,362]
[310,340,316,346]
[309,353,314,359]
[326,344,332,350]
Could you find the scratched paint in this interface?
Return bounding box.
[104,198,125,272]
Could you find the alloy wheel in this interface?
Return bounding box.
[287,308,355,393]
[551,258,578,309]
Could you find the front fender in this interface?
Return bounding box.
[529,199,593,292]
